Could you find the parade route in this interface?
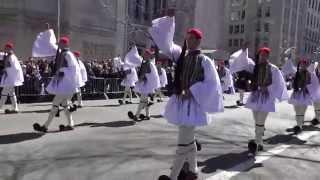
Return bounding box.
[0,94,320,180]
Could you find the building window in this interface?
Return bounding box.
[240,24,244,33]
[256,21,261,32]
[235,25,240,33]
[229,25,234,34]
[144,0,150,20]
[135,0,141,19]
[305,43,307,53]
[265,7,271,17]
[240,39,244,47]
[230,11,241,21]
[264,23,270,32]
[233,39,239,47]
[162,0,167,9]
[242,10,246,19]
[153,0,161,16]
[313,0,316,9]
[229,39,233,47]
[257,6,262,17]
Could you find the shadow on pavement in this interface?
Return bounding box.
[302,125,320,131]
[87,104,121,108]
[19,109,50,114]
[0,132,43,144]
[198,151,253,174]
[264,134,307,145]
[224,105,240,109]
[150,115,163,118]
[75,121,135,128]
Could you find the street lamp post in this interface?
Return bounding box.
[57,0,61,38]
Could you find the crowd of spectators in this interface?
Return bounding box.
[20,57,124,80]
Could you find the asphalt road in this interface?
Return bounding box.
[0,93,320,180]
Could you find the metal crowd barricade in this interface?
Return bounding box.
[16,76,126,101]
[82,77,124,99]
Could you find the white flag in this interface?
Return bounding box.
[124,46,143,67]
[32,29,58,58]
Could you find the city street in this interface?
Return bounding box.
[0,94,320,180]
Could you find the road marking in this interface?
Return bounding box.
[205,131,319,180]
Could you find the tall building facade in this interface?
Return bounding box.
[0,0,127,60]
[224,0,318,65]
[126,0,169,52]
[302,0,320,60]
[172,0,226,51]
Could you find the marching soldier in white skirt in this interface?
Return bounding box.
[33,37,81,132]
[243,47,289,154]
[216,59,235,94]
[308,62,320,126]
[288,59,314,134]
[155,60,168,102]
[150,11,224,179]
[0,42,24,114]
[119,46,142,105]
[73,51,87,108]
[128,48,160,122]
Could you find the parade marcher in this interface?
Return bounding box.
[287,59,313,134]
[73,51,87,108]
[127,48,160,122]
[155,60,168,102]
[308,62,320,126]
[234,70,251,105]
[0,42,24,114]
[216,59,235,94]
[33,37,81,132]
[149,11,224,180]
[230,42,254,106]
[240,47,289,154]
[119,46,141,105]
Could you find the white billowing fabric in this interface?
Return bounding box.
[149,16,175,56]
[0,52,4,59]
[229,48,255,73]
[124,46,143,67]
[78,59,87,87]
[134,61,160,95]
[220,67,235,94]
[288,91,313,106]
[149,16,182,61]
[32,29,58,57]
[159,68,168,87]
[170,43,182,62]
[308,62,318,72]
[121,63,138,87]
[245,64,289,112]
[164,56,224,127]
[152,61,161,89]
[281,58,297,76]
[46,51,81,95]
[0,54,24,87]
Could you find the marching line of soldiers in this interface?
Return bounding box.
[1,11,320,180]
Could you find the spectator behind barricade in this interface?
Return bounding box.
[84,62,95,78]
